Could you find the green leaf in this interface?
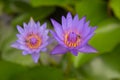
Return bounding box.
[72,18,120,68]
[2,48,35,66]
[77,47,120,80]
[0,1,3,15]
[90,18,120,53]
[110,0,120,19]
[14,1,34,12]
[72,53,98,68]
[11,13,30,27]
[80,57,120,80]
[0,61,27,80]
[12,66,64,80]
[11,7,55,26]
[101,44,120,72]
[30,0,73,7]
[75,0,108,25]
[0,24,16,51]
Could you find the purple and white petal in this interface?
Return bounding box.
[51,19,64,40]
[51,44,68,54]
[62,16,67,31]
[66,12,72,29]
[78,16,86,33]
[17,25,24,34]
[32,53,40,63]
[81,33,95,47]
[78,44,97,53]
[70,49,78,56]
[82,21,90,38]
[41,23,47,30]
[50,30,66,48]
[22,51,29,55]
[72,14,79,30]
[16,34,24,41]
[23,23,28,30]
[11,42,20,49]
[36,21,40,26]
[41,48,47,52]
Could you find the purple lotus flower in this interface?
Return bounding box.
[50,12,97,56]
[11,18,49,63]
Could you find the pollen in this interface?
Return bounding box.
[64,32,81,48]
[25,33,42,49]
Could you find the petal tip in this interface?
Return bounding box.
[71,50,78,56]
[82,16,86,21]
[32,53,40,63]
[22,51,29,55]
[11,42,19,48]
[67,12,72,16]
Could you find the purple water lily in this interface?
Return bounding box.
[50,12,97,56]
[11,18,49,63]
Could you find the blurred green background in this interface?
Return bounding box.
[0,0,120,80]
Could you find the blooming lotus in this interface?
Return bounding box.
[11,18,49,63]
[50,12,97,56]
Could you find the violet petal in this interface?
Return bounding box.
[71,49,78,56]
[78,44,97,53]
[32,53,40,63]
[51,19,64,40]
[51,44,68,54]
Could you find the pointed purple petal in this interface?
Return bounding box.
[81,33,94,47]
[23,23,28,29]
[73,14,79,22]
[78,44,97,53]
[51,19,64,40]
[34,22,41,33]
[41,48,47,52]
[23,23,29,34]
[72,14,79,27]
[91,26,97,33]
[51,44,68,54]
[28,18,37,32]
[41,23,47,30]
[17,25,24,34]
[11,42,20,49]
[28,18,35,27]
[82,22,97,39]
[62,16,67,31]
[46,37,54,45]
[32,53,40,63]
[11,41,28,50]
[50,30,66,48]
[82,21,90,38]
[66,12,72,29]
[71,49,78,56]
[36,21,40,26]
[40,29,49,43]
[39,42,48,50]
[22,51,29,55]
[38,23,47,35]
[16,34,24,41]
[78,16,86,33]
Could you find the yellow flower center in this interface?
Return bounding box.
[64,32,80,48]
[25,33,41,49]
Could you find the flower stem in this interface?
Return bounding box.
[65,53,72,75]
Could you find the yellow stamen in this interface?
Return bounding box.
[64,32,81,48]
[25,33,41,49]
